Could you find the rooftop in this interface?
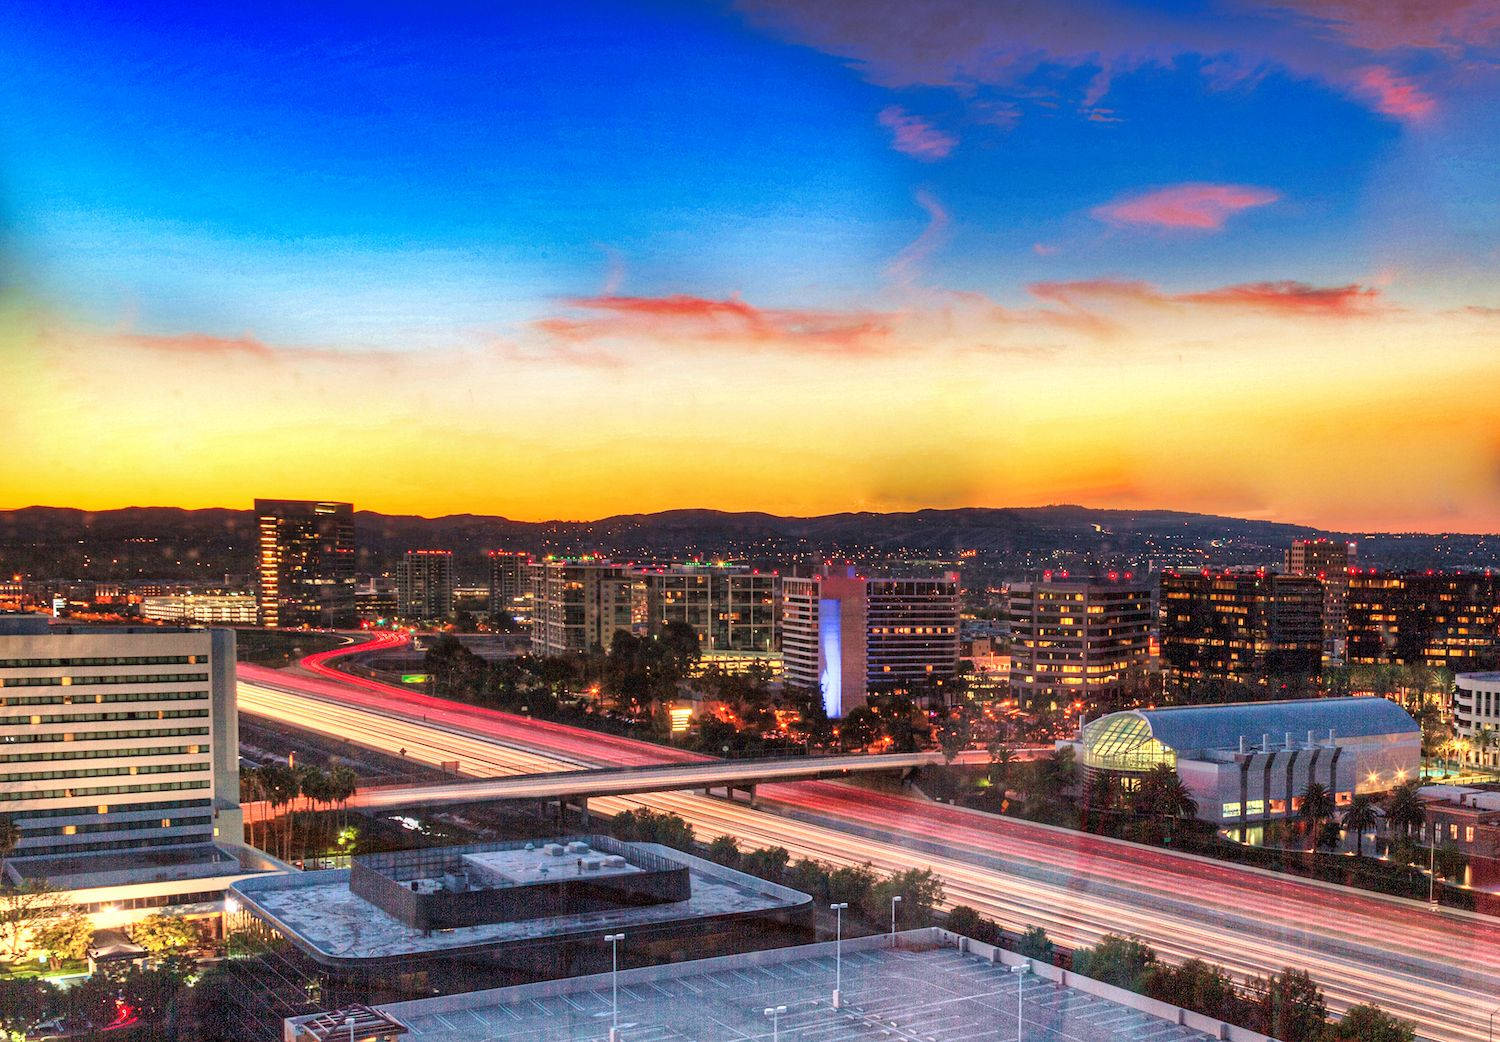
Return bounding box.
[232,842,807,965]
[365,934,1225,1042]
[1105,696,1418,754]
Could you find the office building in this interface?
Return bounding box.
[529,559,645,656]
[1285,538,1357,662]
[396,550,455,621]
[0,615,266,926]
[355,577,398,623]
[255,499,356,628]
[1159,571,1324,699]
[140,593,259,625]
[781,566,959,718]
[1007,579,1153,710]
[487,550,534,622]
[1454,672,1500,770]
[1069,696,1420,827]
[1346,572,1500,671]
[641,564,778,653]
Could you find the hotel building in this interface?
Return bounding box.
[1007,579,1153,710]
[396,550,455,621]
[255,499,357,628]
[1346,572,1500,671]
[0,615,265,926]
[781,566,960,718]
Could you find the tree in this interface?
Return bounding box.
[1129,763,1198,842]
[937,713,972,765]
[0,977,57,1042]
[706,835,742,870]
[740,846,790,885]
[1326,1003,1415,1042]
[33,909,93,962]
[1142,959,1246,1024]
[0,816,19,880]
[1015,925,1054,963]
[131,912,199,956]
[1341,794,1378,857]
[0,879,64,960]
[1072,934,1156,991]
[1384,780,1425,838]
[986,740,1016,792]
[867,868,944,926]
[1297,782,1336,850]
[1248,967,1327,1042]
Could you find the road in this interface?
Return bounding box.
[237,641,1499,1042]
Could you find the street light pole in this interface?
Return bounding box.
[831,902,848,1008]
[890,894,902,939]
[1489,1003,1499,1042]
[764,1005,787,1042]
[606,932,625,1042]
[344,1014,356,1042]
[1429,829,1438,904]
[1010,963,1028,1042]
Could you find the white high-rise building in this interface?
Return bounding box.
[0,615,264,927]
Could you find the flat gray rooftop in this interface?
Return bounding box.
[384,944,1221,1042]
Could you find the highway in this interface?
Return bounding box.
[238,641,1499,1042]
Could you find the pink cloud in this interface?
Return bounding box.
[886,188,951,285]
[1354,66,1437,121]
[1032,242,1059,256]
[1265,0,1500,53]
[877,106,958,160]
[1030,277,1384,315]
[1091,183,1281,231]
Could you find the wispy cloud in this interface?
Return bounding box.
[1353,66,1437,121]
[885,188,951,285]
[1031,277,1385,315]
[1091,183,1281,231]
[877,106,958,160]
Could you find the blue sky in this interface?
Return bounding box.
[4,1,1500,528]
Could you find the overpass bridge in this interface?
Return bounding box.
[344,748,1030,823]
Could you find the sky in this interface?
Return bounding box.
[3,0,1500,531]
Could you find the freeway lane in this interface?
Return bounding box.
[237,675,1497,1041]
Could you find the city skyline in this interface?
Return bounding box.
[5,2,1500,531]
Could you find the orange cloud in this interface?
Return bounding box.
[534,294,899,356]
[1091,183,1281,230]
[1030,278,1384,315]
[877,106,958,160]
[1353,66,1437,121]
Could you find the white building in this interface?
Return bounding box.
[0,615,268,929]
[140,593,259,625]
[1454,672,1500,770]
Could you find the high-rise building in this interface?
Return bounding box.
[396,549,455,621]
[488,551,535,621]
[1285,539,1357,662]
[641,565,779,653]
[1159,571,1324,699]
[781,566,959,718]
[255,499,356,628]
[1007,579,1153,710]
[1346,572,1500,670]
[529,559,645,656]
[0,615,259,925]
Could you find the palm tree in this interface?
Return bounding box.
[1384,780,1425,839]
[1475,726,1498,770]
[328,765,359,832]
[1298,782,1336,850]
[1129,763,1198,843]
[1341,794,1378,858]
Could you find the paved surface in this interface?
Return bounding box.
[393,946,1217,1042]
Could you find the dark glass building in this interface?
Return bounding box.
[255,499,357,628]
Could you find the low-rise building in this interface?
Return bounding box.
[1417,785,1500,889]
[140,593,259,625]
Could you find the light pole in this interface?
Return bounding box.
[890,894,902,939]
[344,1013,356,1042]
[1489,1003,1499,1042]
[1428,827,1438,904]
[1010,963,1028,1042]
[764,1005,787,1042]
[606,932,625,1042]
[831,902,848,1008]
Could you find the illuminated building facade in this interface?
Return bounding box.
[641,565,778,653]
[1007,579,1152,710]
[781,566,959,718]
[1284,538,1357,662]
[396,549,455,621]
[487,550,534,622]
[1453,672,1500,770]
[1159,571,1324,699]
[1345,572,1500,671]
[528,559,645,656]
[140,593,259,625]
[1069,696,1419,826]
[0,616,263,924]
[255,499,356,628]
